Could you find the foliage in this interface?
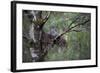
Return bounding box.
[23,10,91,62]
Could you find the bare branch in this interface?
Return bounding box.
[43,12,51,24]
[40,12,51,28]
[31,11,51,27]
[68,16,80,28]
[53,19,90,42]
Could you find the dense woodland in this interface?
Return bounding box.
[22,10,91,62]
